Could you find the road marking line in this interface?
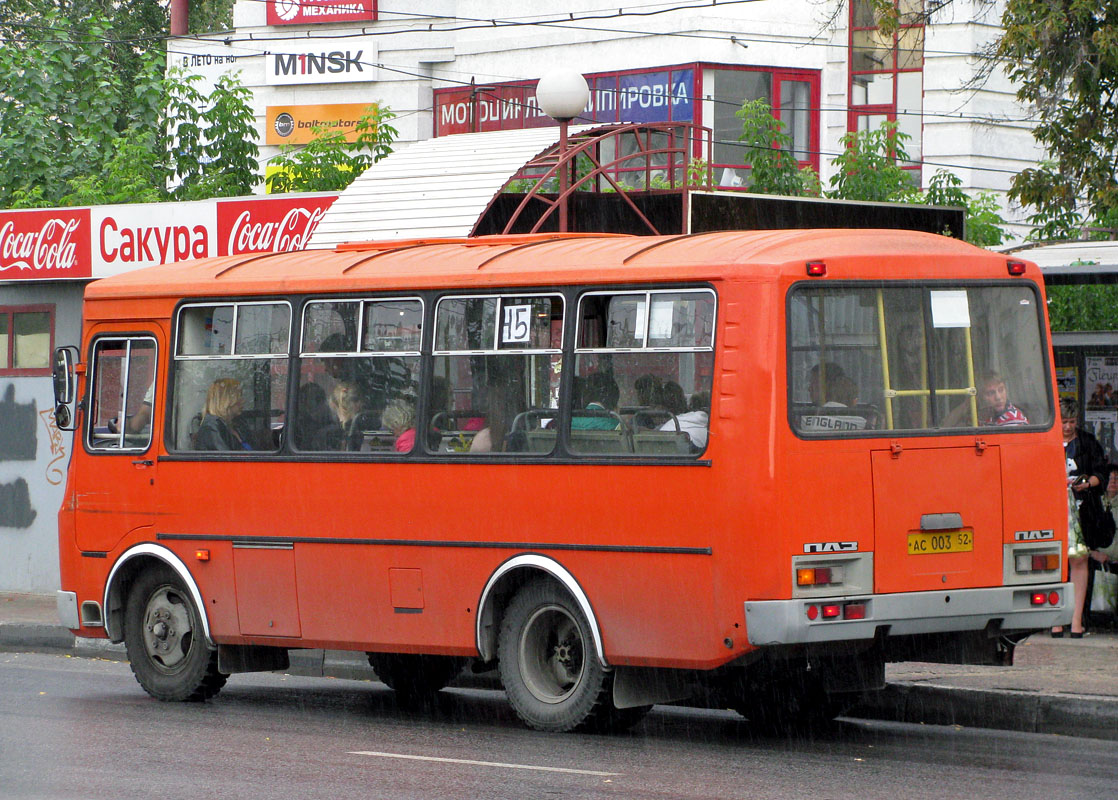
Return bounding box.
[348,751,621,777]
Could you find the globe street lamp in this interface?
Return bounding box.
[535,70,590,232]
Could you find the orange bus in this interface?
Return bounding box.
[52,229,1071,732]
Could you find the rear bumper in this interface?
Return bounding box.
[745,582,1073,646]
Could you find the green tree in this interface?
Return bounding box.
[266,105,398,194]
[0,6,154,207]
[736,99,819,197]
[999,0,1118,234]
[827,121,914,202]
[166,71,260,200]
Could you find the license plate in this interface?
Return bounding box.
[907,529,974,555]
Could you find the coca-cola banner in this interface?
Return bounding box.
[0,209,92,280]
[266,0,376,26]
[218,196,333,254]
[0,194,337,282]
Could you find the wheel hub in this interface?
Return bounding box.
[519,604,586,704]
[142,587,193,670]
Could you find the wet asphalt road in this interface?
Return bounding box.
[1,651,1113,800]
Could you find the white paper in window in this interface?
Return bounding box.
[501,304,531,344]
[649,298,675,340]
[930,290,971,328]
[633,300,647,342]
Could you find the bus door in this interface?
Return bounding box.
[870,443,1003,594]
[74,331,162,554]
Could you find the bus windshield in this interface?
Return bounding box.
[789,282,1053,435]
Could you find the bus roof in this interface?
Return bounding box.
[84,229,1030,300]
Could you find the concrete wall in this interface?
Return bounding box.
[0,282,84,592]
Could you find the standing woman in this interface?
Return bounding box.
[1058,397,1108,636]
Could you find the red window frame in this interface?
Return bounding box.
[848,0,924,176]
[693,64,822,175]
[0,304,55,377]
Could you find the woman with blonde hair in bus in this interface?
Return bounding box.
[194,378,248,451]
[383,398,416,453]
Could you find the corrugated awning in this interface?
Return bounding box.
[307,126,595,248]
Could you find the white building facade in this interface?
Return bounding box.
[171,0,1041,232]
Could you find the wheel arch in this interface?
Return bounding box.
[104,543,213,645]
[475,554,607,666]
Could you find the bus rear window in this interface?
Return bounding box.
[788,283,1053,436]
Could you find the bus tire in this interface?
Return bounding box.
[366,653,466,706]
[124,566,227,702]
[499,579,640,733]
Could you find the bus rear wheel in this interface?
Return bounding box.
[366,653,466,706]
[498,579,645,733]
[124,566,227,702]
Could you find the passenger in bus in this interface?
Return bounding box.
[661,391,710,449]
[801,374,867,432]
[312,381,366,451]
[571,371,621,430]
[383,399,416,453]
[294,381,332,449]
[978,371,1029,426]
[470,381,518,452]
[194,378,249,451]
[808,361,847,406]
[631,373,665,430]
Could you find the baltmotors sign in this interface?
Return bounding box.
[0,194,338,282]
[267,0,376,25]
[0,209,92,279]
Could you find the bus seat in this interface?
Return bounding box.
[633,430,692,454]
[524,429,558,453]
[568,428,632,454]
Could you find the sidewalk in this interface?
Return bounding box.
[3,591,1116,740]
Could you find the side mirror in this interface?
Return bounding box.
[51,346,79,431]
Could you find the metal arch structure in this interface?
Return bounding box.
[471,123,714,238]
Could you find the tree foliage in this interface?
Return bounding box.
[266,105,398,194]
[737,102,1006,246]
[736,99,818,197]
[999,0,1118,235]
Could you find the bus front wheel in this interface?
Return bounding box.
[123,566,227,702]
[498,579,645,733]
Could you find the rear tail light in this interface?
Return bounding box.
[1049,591,1060,606]
[805,601,868,621]
[1015,552,1059,574]
[1031,592,1047,606]
[797,566,844,587]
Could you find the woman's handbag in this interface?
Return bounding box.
[1079,491,1116,551]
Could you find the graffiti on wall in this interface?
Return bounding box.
[0,384,37,459]
[0,383,39,529]
[39,408,66,485]
[0,479,36,528]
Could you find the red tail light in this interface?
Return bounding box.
[1030,592,1047,606]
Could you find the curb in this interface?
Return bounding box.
[851,682,1118,741]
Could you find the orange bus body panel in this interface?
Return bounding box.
[60,230,1068,675]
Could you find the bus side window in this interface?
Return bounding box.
[86,337,157,452]
[294,298,422,453]
[171,302,290,454]
[571,290,716,456]
[430,294,563,455]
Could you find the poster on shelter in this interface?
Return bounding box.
[1056,366,1078,400]
[1085,357,1118,461]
